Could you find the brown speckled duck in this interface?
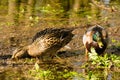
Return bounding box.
[12,28,74,60]
[83,25,109,60]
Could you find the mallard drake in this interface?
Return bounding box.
[83,25,109,60]
[12,28,74,60]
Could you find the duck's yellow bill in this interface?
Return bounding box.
[98,41,103,48]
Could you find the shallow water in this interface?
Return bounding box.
[0,50,120,80]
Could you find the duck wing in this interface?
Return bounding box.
[32,28,74,42]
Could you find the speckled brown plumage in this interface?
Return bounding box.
[12,28,74,60]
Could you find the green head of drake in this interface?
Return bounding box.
[93,31,103,48]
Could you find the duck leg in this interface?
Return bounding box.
[85,49,89,61]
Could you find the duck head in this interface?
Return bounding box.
[93,31,103,48]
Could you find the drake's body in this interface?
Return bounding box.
[83,25,109,60]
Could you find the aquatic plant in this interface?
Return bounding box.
[88,47,120,68]
[29,63,78,80]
